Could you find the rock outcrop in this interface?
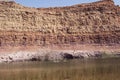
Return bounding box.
[0,0,119,47]
[0,0,119,62]
[0,50,119,63]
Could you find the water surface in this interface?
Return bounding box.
[0,58,120,80]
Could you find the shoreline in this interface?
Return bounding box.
[0,47,119,63]
[0,45,119,63]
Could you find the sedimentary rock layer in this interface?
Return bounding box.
[0,0,119,47]
[0,0,119,63]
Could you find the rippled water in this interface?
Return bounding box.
[0,58,120,80]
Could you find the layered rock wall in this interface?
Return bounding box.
[0,0,120,47]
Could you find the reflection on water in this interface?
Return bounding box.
[0,58,120,80]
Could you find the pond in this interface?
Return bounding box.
[0,58,120,80]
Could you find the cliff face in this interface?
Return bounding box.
[0,0,120,47]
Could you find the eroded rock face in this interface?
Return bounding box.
[0,0,120,47]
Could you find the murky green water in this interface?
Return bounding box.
[0,58,120,80]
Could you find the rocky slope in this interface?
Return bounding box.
[0,0,119,62]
